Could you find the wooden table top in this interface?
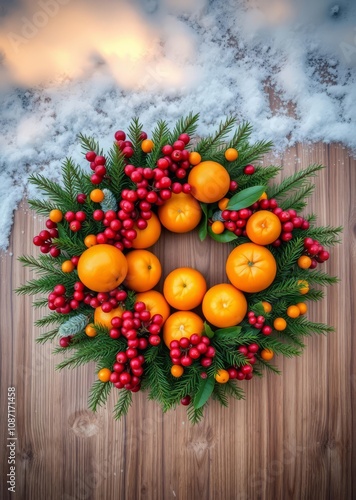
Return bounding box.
[1,142,355,500]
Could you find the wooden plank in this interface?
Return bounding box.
[0,142,355,500]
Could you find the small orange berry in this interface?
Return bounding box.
[259,192,268,200]
[224,148,239,162]
[298,255,312,269]
[262,301,272,313]
[218,197,229,210]
[98,368,111,382]
[61,260,75,273]
[215,369,230,384]
[171,365,184,378]
[211,221,225,234]
[188,151,201,165]
[274,317,287,331]
[85,323,97,337]
[298,280,309,295]
[84,234,97,248]
[49,209,63,223]
[90,189,105,203]
[287,305,300,318]
[296,302,308,315]
[141,139,154,153]
[260,349,274,361]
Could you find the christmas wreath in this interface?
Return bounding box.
[18,115,341,423]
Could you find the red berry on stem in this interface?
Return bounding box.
[244,165,255,175]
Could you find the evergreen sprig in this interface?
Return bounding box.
[113,389,133,420]
[169,112,200,142]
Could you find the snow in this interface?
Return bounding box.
[0,0,356,249]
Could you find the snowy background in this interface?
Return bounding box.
[1,0,356,249]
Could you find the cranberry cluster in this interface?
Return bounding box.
[158,134,192,180]
[169,334,216,368]
[114,129,147,158]
[247,311,272,335]
[64,210,87,232]
[227,343,259,380]
[47,284,73,314]
[303,237,330,268]
[85,152,108,185]
[107,302,164,392]
[33,223,60,256]
[221,197,310,244]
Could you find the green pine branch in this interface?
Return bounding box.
[146,120,171,169]
[29,173,76,212]
[36,329,59,344]
[268,164,324,199]
[278,184,315,211]
[18,255,62,276]
[145,347,172,406]
[236,139,274,167]
[231,165,281,186]
[78,133,103,156]
[212,383,229,407]
[276,238,304,276]
[303,225,343,246]
[227,121,253,149]
[88,379,112,412]
[186,402,205,424]
[257,359,281,375]
[101,143,127,197]
[28,199,61,215]
[35,312,67,327]
[113,389,133,420]
[196,116,236,156]
[166,368,201,410]
[169,112,200,142]
[127,117,146,166]
[258,337,302,357]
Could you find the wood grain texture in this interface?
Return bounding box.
[1,143,355,500]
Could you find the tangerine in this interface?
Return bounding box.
[297,255,312,269]
[246,210,282,245]
[287,305,300,318]
[260,349,274,361]
[218,197,229,210]
[124,250,161,292]
[90,189,105,203]
[224,148,239,161]
[211,221,225,234]
[215,369,230,383]
[77,244,128,292]
[49,209,63,223]
[226,243,277,293]
[141,139,154,153]
[61,260,75,273]
[135,290,170,324]
[158,192,202,233]
[296,302,308,315]
[274,317,287,331]
[132,213,161,249]
[171,365,184,377]
[163,311,204,347]
[189,151,202,165]
[202,283,247,328]
[98,368,111,382]
[298,280,309,295]
[85,323,97,337]
[163,267,207,310]
[84,234,97,248]
[262,301,272,313]
[188,161,230,203]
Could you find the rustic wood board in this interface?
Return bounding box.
[1,143,355,500]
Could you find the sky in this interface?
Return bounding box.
[0,0,355,249]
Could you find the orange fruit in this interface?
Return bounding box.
[224,148,239,161]
[274,317,287,331]
[124,250,161,292]
[298,255,312,269]
[61,260,75,273]
[215,369,230,383]
[98,368,111,382]
[132,213,161,249]
[94,305,124,329]
[218,197,229,210]
[77,244,128,292]
[171,365,184,377]
[90,189,104,203]
[188,161,230,203]
[259,192,268,201]
[189,151,202,166]
[262,301,272,313]
[260,349,274,361]
[246,210,282,245]
[163,267,207,310]
[85,323,97,337]
[84,234,97,247]
[296,302,308,315]
[163,311,204,347]
[298,280,309,295]
[287,305,300,318]
[211,221,225,234]
[141,139,154,153]
[49,209,63,223]
[158,193,202,233]
[135,290,170,324]
[226,243,277,293]
[202,283,247,328]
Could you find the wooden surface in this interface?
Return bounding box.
[1,143,355,500]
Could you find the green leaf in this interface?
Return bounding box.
[214,326,242,338]
[207,226,237,243]
[193,377,215,409]
[250,302,266,316]
[204,322,215,338]
[227,185,266,210]
[198,203,208,241]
